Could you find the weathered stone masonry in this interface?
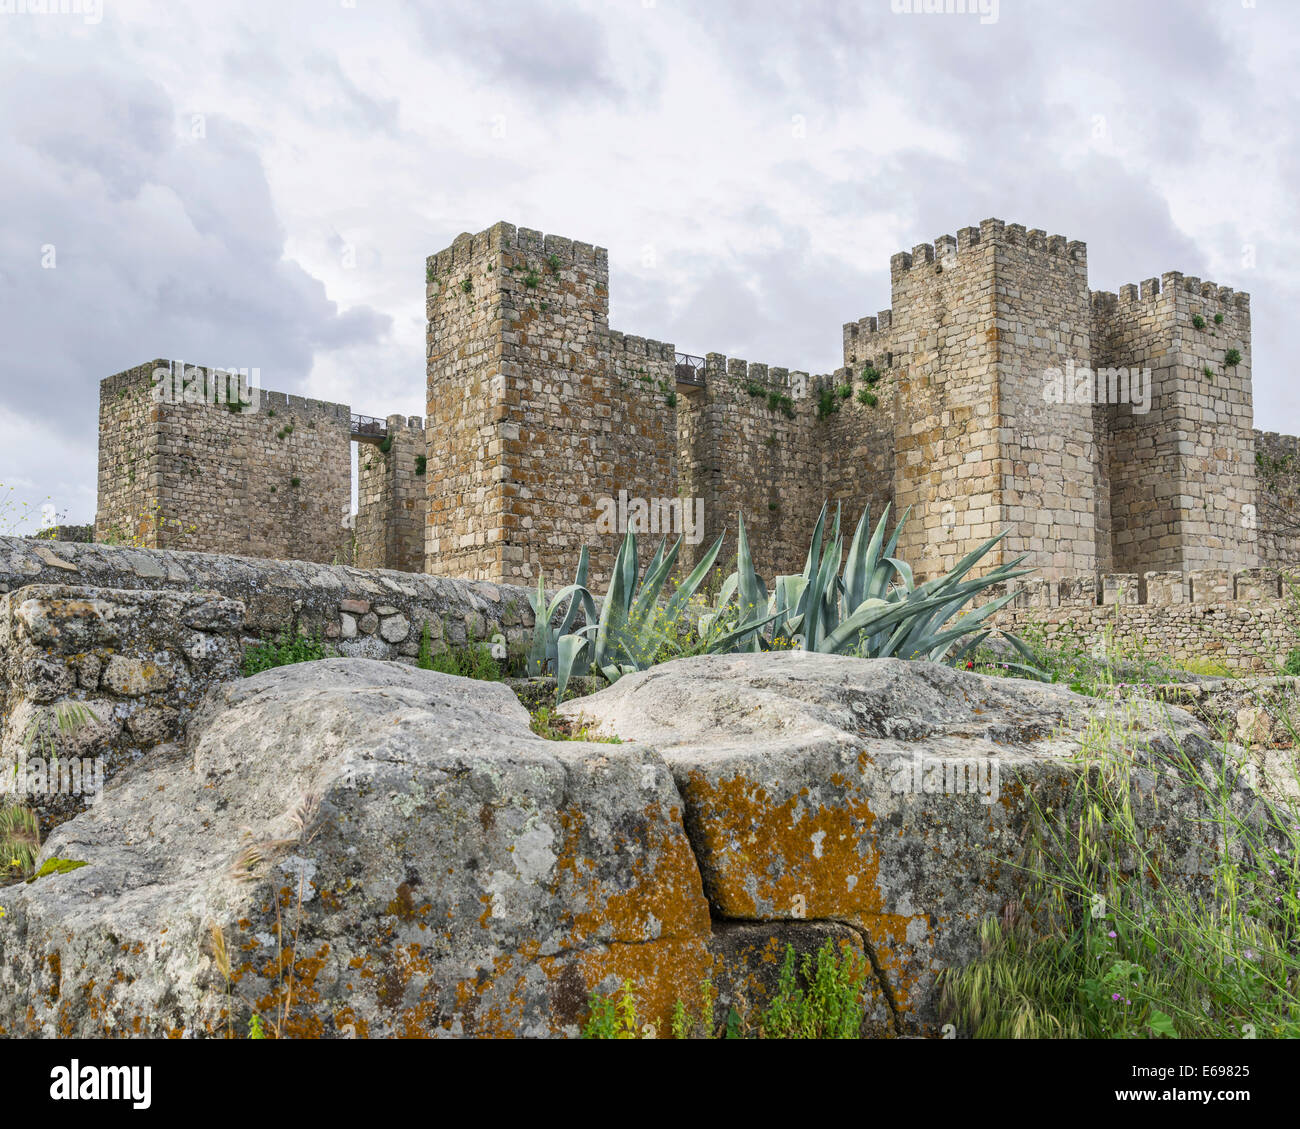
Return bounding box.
[426,219,1284,588]
[96,361,353,564]
[93,219,1294,593]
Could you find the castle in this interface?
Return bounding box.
[95,218,1299,589]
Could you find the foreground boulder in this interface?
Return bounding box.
[0,659,883,1037]
[0,653,1275,1037]
[559,653,1281,1024]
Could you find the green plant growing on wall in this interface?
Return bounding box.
[836,382,853,399]
[414,455,427,475]
[547,252,562,274]
[1215,312,1225,324]
[290,477,301,488]
[861,365,882,385]
[379,435,393,454]
[758,939,872,1038]
[746,381,765,398]
[858,388,878,407]
[523,269,541,289]
[817,386,839,419]
[1225,347,1243,366]
[1192,314,1206,330]
[425,264,436,284]
[459,276,473,294]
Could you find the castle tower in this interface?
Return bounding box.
[1091,275,1256,573]
[424,223,680,587]
[355,414,427,573]
[96,360,352,563]
[846,221,1096,581]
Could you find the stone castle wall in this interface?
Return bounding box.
[1091,275,1255,574]
[420,217,1283,592]
[1253,430,1300,572]
[96,361,353,564]
[355,415,427,574]
[991,565,1296,672]
[424,224,678,589]
[89,217,1299,594]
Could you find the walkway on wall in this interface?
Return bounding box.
[351,414,388,444]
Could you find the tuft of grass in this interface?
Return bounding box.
[530,707,621,743]
[1225,347,1243,367]
[0,803,41,883]
[243,630,335,677]
[417,622,502,681]
[940,693,1300,1039]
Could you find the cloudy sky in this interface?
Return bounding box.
[1,0,1296,530]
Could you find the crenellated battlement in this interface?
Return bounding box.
[1091,273,1251,314]
[1004,567,1289,609]
[425,221,609,281]
[601,328,676,364]
[888,219,1085,280]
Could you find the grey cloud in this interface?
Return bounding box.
[0,59,391,520]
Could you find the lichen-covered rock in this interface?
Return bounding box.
[1,652,1281,1038]
[560,652,1282,1028]
[0,660,716,1037]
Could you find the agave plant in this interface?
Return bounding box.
[700,502,1040,669]
[524,547,597,678]
[555,527,774,696]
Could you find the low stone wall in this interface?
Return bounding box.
[992,567,1299,672]
[0,536,542,664]
[0,585,244,828]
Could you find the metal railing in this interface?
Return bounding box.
[674,352,707,386]
[350,414,388,443]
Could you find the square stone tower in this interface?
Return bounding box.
[424,223,679,587]
[847,222,1095,581]
[1090,275,1256,572]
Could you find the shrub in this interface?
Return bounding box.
[857,388,878,407]
[1192,314,1206,330]
[1225,347,1243,366]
